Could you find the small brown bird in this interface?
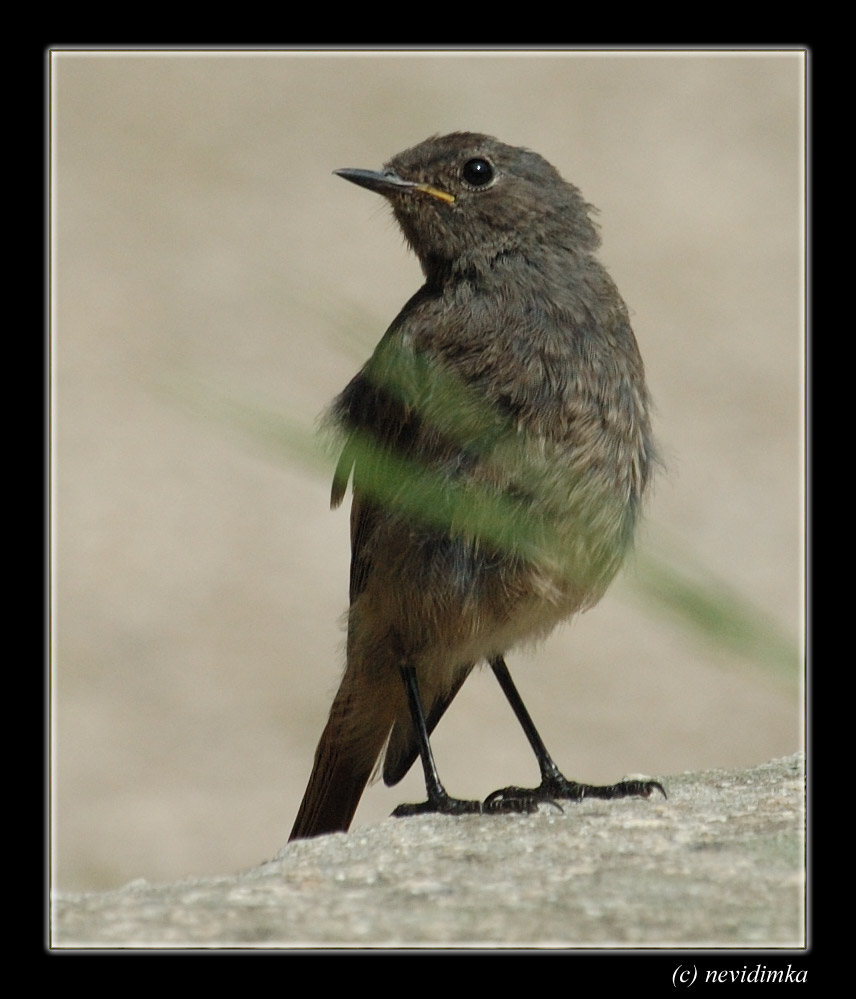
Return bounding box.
[289,133,664,841]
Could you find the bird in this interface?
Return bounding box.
[289,132,664,841]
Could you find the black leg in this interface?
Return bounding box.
[391,665,484,819]
[484,656,666,811]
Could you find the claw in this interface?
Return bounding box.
[484,776,667,809]
[392,793,483,819]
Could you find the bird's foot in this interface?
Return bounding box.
[392,790,484,819]
[484,774,666,812]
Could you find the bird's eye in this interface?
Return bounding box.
[462,158,495,188]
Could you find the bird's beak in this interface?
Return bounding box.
[335,168,455,204]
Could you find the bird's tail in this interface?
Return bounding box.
[289,672,394,841]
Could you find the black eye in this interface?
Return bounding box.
[462,158,495,188]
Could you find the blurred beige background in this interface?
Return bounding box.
[52,51,804,892]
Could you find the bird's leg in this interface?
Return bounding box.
[483,656,666,812]
[391,665,485,819]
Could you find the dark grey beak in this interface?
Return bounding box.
[335,168,414,195]
[335,168,455,204]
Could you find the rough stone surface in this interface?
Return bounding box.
[51,754,805,949]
